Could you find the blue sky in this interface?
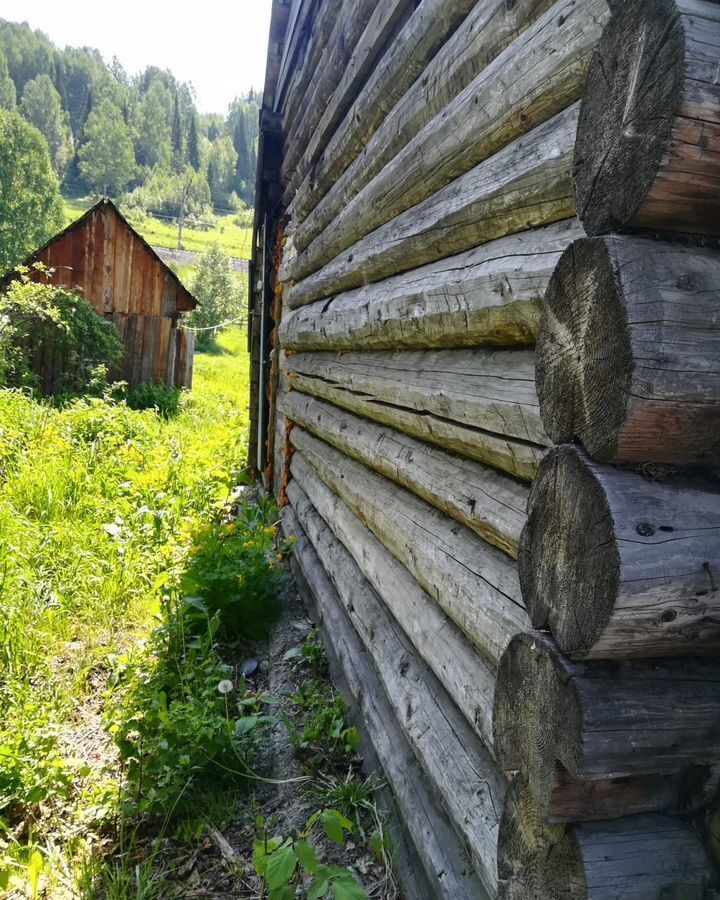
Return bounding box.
[0,0,273,113]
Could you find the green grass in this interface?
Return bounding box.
[62,196,254,260]
[0,327,255,896]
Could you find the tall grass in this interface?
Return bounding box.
[0,327,251,895]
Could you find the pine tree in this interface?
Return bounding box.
[171,91,183,171]
[233,112,251,187]
[187,114,200,171]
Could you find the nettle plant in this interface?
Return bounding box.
[253,809,367,900]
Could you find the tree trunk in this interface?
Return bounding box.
[280,219,582,353]
[518,444,720,658]
[285,490,505,896]
[290,427,529,667]
[574,0,720,236]
[283,504,493,900]
[497,777,713,899]
[537,234,720,464]
[286,104,578,308]
[288,455,499,750]
[280,390,528,557]
[287,0,606,275]
[493,632,720,819]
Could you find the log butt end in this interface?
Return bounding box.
[573,0,684,235]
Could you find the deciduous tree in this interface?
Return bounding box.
[78,99,135,195]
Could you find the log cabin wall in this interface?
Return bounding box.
[251,1,720,896]
[20,199,197,390]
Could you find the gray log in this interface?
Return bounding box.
[288,456,498,750]
[574,0,720,236]
[494,632,720,820]
[283,505,492,899]
[285,486,506,896]
[498,777,714,899]
[537,235,720,464]
[280,390,527,557]
[290,0,559,229]
[286,104,578,308]
[290,427,529,667]
[280,220,583,352]
[288,0,606,276]
[519,444,720,658]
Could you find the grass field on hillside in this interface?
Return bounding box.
[63,197,254,260]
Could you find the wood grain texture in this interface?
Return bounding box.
[285,486,506,896]
[286,0,606,283]
[283,505,490,900]
[290,427,529,667]
[280,220,582,352]
[288,454,498,750]
[574,0,720,236]
[494,632,720,818]
[537,235,720,464]
[286,105,579,308]
[280,390,527,557]
[498,777,713,899]
[519,444,720,659]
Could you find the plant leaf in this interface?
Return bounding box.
[294,839,318,874]
[331,876,368,900]
[308,876,329,900]
[265,844,297,889]
[321,808,351,846]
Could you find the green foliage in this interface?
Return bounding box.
[20,74,73,178]
[124,383,181,418]
[0,50,16,110]
[79,98,136,195]
[0,108,64,275]
[186,243,246,349]
[121,165,210,222]
[253,810,367,900]
[0,267,124,395]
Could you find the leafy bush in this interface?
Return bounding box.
[0,266,124,395]
[125,383,182,418]
[184,244,245,350]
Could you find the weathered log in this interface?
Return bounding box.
[288,0,492,223]
[519,444,720,659]
[283,368,545,482]
[537,235,720,464]
[288,457,498,749]
[498,777,714,899]
[282,348,548,451]
[283,506,491,899]
[287,0,605,276]
[282,0,460,205]
[290,427,529,666]
[280,219,583,352]
[285,487,506,896]
[286,104,578,307]
[494,632,720,819]
[280,390,527,557]
[290,0,559,229]
[280,0,410,189]
[574,0,720,236]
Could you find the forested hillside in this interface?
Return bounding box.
[0,19,259,219]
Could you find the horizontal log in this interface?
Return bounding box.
[287,0,606,278]
[288,456,498,749]
[519,444,720,658]
[286,104,578,307]
[282,347,548,449]
[283,505,492,899]
[537,235,720,464]
[280,219,583,352]
[280,392,527,557]
[494,632,720,819]
[284,369,545,482]
[574,0,720,236]
[283,0,470,206]
[498,777,714,899]
[290,426,529,667]
[288,0,494,223]
[285,486,506,895]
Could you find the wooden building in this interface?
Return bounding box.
[19,198,196,391]
[250,1,720,897]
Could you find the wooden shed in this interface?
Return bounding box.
[250,1,720,897]
[18,198,196,391]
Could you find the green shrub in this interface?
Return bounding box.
[125,383,182,418]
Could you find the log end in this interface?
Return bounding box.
[536,237,632,459]
[573,0,685,235]
[518,445,620,655]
